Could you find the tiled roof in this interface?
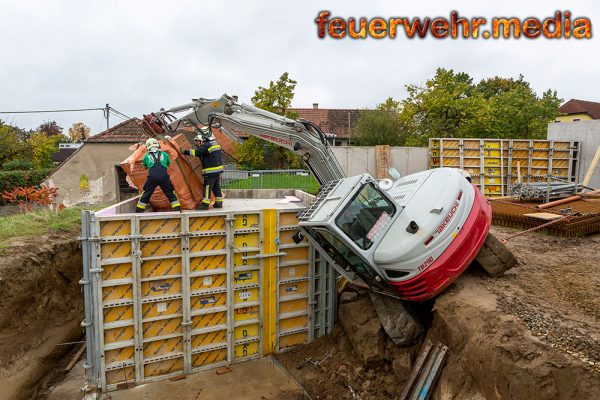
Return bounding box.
[290,108,361,138]
[558,99,600,119]
[86,118,148,143]
[51,148,78,162]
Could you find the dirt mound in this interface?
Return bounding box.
[0,232,84,400]
[277,226,600,399]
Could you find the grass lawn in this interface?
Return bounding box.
[223,173,320,194]
[0,206,89,249]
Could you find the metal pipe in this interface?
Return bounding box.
[537,189,600,209]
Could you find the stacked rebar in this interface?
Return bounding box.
[510,182,583,201]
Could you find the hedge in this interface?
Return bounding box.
[0,168,55,195]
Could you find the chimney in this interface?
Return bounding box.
[312,103,319,109]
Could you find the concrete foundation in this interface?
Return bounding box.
[331,146,429,178]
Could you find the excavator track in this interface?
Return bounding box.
[474,233,519,277]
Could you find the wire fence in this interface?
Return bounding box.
[221,169,320,194]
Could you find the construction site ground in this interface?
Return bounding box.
[1,225,599,399]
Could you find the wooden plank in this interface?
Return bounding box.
[516,161,522,183]
[375,145,391,180]
[65,344,86,373]
[582,145,600,187]
[523,212,563,221]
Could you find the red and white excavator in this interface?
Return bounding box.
[142,94,517,344]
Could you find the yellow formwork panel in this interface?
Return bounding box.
[463,140,480,149]
[442,158,460,167]
[532,150,550,159]
[280,315,308,332]
[106,366,135,386]
[104,326,134,344]
[233,232,259,248]
[102,284,133,303]
[234,287,258,304]
[553,141,570,149]
[279,212,299,227]
[189,235,226,253]
[234,270,258,286]
[233,251,259,268]
[105,346,135,364]
[190,293,226,311]
[279,332,307,349]
[192,348,227,368]
[470,176,481,184]
[190,273,226,291]
[100,220,131,237]
[101,242,132,260]
[191,329,227,349]
[142,317,182,338]
[280,247,308,262]
[442,139,460,148]
[143,336,184,358]
[512,150,529,158]
[141,299,183,320]
[552,159,569,168]
[279,230,303,245]
[483,186,503,196]
[140,239,181,258]
[483,176,501,185]
[191,311,227,330]
[463,150,481,158]
[144,357,184,378]
[279,298,308,315]
[279,265,308,280]
[104,305,133,323]
[552,169,568,177]
[234,306,259,322]
[190,255,226,272]
[430,139,440,147]
[483,167,501,176]
[140,218,181,236]
[141,258,181,279]
[234,341,259,358]
[189,215,226,232]
[483,158,501,167]
[234,213,260,230]
[141,278,182,299]
[280,281,308,297]
[234,324,259,340]
[102,263,132,281]
[532,141,550,149]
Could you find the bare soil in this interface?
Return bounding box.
[0,231,83,400]
[276,226,600,400]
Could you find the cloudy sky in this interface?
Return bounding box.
[0,0,597,133]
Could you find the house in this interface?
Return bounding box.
[554,99,600,122]
[45,118,235,206]
[51,143,83,165]
[290,103,360,146]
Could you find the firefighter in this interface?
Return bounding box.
[182,127,224,210]
[136,138,181,213]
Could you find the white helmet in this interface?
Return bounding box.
[195,126,215,142]
[145,138,160,152]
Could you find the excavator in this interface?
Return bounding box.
[141,94,517,344]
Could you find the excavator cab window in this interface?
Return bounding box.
[308,227,374,279]
[335,183,395,250]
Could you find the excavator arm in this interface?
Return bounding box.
[142,94,345,185]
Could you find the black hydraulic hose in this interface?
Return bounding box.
[301,121,328,146]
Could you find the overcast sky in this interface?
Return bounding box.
[0,0,598,133]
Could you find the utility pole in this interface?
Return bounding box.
[105,103,110,130]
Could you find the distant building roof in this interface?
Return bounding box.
[86,118,148,143]
[51,147,78,163]
[558,99,600,119]
[290,106,360,138]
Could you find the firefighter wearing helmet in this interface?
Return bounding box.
[135,138,181,212]
[182,126,224,210]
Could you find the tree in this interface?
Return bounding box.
[37,120,63,137]
[27,132,60,169]
[399,68,561,145]
[0,122,30,167]
[234,72,302,169]
[354,98,410,146]
[68,122,91,142]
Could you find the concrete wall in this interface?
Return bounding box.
[548,120,600,188]
[46,143,134,206]
[331,146,429,177]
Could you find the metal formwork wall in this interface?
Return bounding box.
[429,138,580,197]
[81,208,336,392]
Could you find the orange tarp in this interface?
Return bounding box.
[121,134,205,211]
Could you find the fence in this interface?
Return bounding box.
[221,169,319,194]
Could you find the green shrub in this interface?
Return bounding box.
[2,159,33,171]
[0,168,54,197]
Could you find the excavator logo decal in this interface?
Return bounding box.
[258,133,293,147]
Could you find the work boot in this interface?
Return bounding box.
[172,206,182,213]
[197,203,210,211]
[214,203,223,209]
[135,207,145,213]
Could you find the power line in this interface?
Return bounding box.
[0,107,105,114]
